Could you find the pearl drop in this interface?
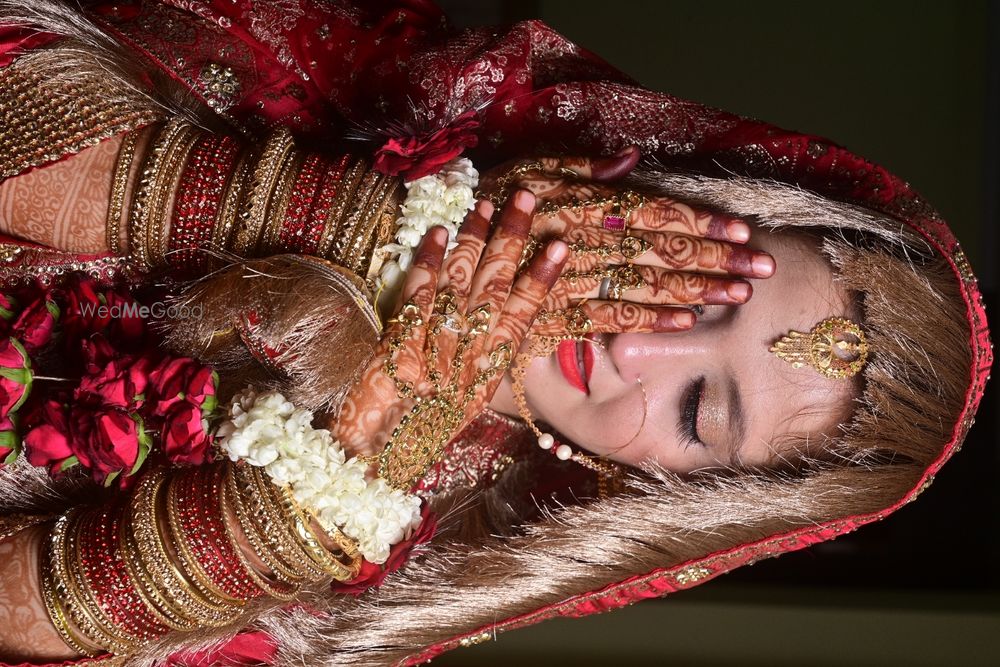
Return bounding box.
[555,444,573,460]
[538,433,555,450]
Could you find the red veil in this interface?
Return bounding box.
[0,1,991,664]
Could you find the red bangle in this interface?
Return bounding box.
[169,133,240,273]
[173,464,266,601]
[290,153,351,255]
[77,504,171,642]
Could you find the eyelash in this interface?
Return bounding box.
[679,376,706,450]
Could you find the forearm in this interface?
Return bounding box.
[0,462,355,662]
[0,119,402,281]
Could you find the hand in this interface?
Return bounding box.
[487,169,771,339]
[333,190,568,470]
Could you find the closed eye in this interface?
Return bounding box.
[678,376,705,450]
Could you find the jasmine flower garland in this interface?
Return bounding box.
[376,157,478,297]
[214,387,423,564]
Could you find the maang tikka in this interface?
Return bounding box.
[770,317,869,379]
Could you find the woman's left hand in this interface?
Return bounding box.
[481,154,775,336]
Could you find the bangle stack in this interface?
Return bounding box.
[39,461,359,657]
[118,117,402,278]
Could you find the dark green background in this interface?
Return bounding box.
[434,2,999,665]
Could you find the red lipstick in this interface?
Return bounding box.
[557,339,594,394]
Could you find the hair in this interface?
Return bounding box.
[0,3,973,665]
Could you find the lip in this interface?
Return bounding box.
[557,339,594,394]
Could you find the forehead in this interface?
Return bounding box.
[737,229,858,464]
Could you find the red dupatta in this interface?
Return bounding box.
[0,1,991,664]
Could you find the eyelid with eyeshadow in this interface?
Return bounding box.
[678,376,705,451]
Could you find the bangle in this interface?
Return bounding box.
[164,467,247,608]
[233,461,328,581]
[224,460,309,586]
[299,154,351,255]
[266,474,362,582]
[124,469,240,628]
[128,120,183,270]
[146,124,200,268]
[316,157,367,260]
[75,506,169,646]
[212,146,252,253]
[105,131,140,254]
[172,463,267,601]
[218,464,301,601]
[49,510,135,655]
[258,151,303,255]
[232,127,296,256]
[169,133,240,272]
[39,518,103,658]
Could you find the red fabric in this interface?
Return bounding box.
[0,1,991,665]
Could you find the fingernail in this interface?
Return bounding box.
[752,252,775,277]
[656,309,694,331]
[476,199,494,219]
[545,240,568,262]
[727,220,750,243]
[593,147,641,181]
[513,189,535,213]
[727,282,751,302]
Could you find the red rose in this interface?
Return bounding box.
[0,414,20,465]
[81,334,118,373]
[70,406,146,487]
[10,295,59,354]
[330,505,438,596]
[373,110,480,181]
[0,337,32,419]
[76,351,151,411]
[148,356,216,417]
[161,401,212,466]
[62,275,110,337]
[23,399,76,475]
[105,289,145,341]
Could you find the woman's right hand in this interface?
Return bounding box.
[333,190,567,468]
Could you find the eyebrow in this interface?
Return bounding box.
[726,372,747,466]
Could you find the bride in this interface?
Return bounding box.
[0,1,990,665]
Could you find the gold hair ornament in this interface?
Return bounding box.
[769,317,869,379]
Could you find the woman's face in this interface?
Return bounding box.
[489,227,858,472]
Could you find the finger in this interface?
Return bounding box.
[560,266,753,306]
[391,226,448,396]
[537,147,640,182]
[438,200,493,312]
[485,239,570,359]
[629,230,775,278]
[466,189,534,321]
[629,197,750,242]
[532,301,696,336]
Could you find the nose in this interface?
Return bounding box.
[608,331,713,383]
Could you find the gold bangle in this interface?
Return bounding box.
[235,462,328,581]
[265,475,362,582]
[49,510,134,655]
[128,121,180,270]
[126,469,241,627]
[232,127,296,256]
[39,519,103,658]
[224,461,308,585]
[248,465,360,582]
[217,466,301,601]
[145,124,200,268]
[316,158,367,259]
[259,150,303,255]
[212,147,252,253]
[105,131,140,254]
[164,471,246,607]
